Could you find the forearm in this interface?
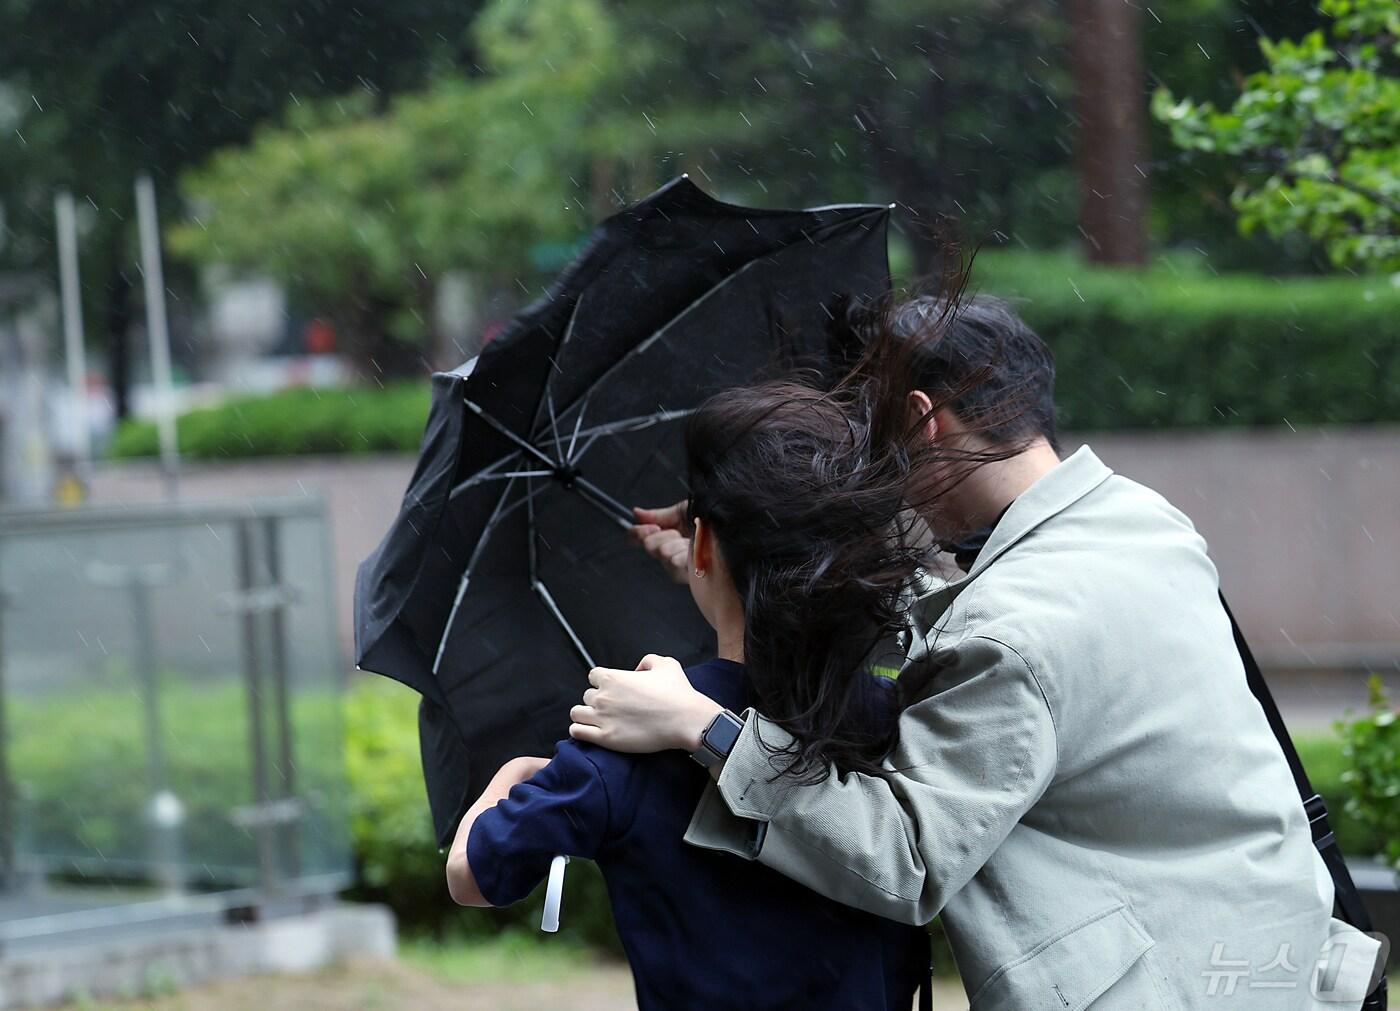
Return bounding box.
[713,714,942,924]
[707,646,1057,924]
[446,762,540,906]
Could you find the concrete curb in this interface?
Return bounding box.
[0,902,396,1009]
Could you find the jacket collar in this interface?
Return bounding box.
[903,447,1113,657]
[963,445,1113,579]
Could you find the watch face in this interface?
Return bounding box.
[705,711,744,757]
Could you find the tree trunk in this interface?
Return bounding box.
[866,125,956,282]
[1068,0,1148,265]
[339,292,426,381]
[105,266,134,420]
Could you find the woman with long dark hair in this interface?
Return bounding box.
[443,373,939,1010]
[677,375,926,783]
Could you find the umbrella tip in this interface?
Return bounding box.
[888,202,897,210]
[681,172,690,180]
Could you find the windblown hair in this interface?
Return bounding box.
[875,293,1060,453]
[685,381,921,781]
[684,259,1047,781]
[840,279,1051,532]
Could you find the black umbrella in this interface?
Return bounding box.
[354,177,891,845]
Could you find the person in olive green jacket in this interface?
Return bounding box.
[570,296,1384,1009]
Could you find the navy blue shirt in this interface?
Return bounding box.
[467,658,927,1011]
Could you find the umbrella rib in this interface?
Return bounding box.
[433,574,474,675]
[573,478,634,528]
[569,407,697,444]
[526,472,539,586]
[570,431,606,465]
[542,254,771,433]
[449,468,553,499]
[538,294,586,457]
[465,397,631,529]
[565,394,589,463]
[432,473,550,674]
[436,297,590,674]
[564,407,697,470]
[533,579,596,669]
[448,448,523,486]
[536,204,888,445]
[465,398,559,468]
[546,386,566,463]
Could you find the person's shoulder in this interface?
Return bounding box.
[547,735,633,789]
[682,657,747,711]
[1075,472,1205,543]
[549,719,698,835]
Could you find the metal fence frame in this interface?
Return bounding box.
[0,496,351,944]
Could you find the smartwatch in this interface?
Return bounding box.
[691,709,745,769]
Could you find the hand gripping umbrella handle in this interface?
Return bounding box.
[541,854,569,932]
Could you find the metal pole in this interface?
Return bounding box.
[83,557,185,894]
[131,579,167,793]
[236,519,278,896]
[0,561,14,893]
[54,191,91,476]
[134,175,179,496]
[263,514,299,877]
[130,573,184,896]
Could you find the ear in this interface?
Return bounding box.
[907,390,939,442]
[692,517,713,574]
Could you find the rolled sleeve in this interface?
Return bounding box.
[715,711,803,820]
[466,742,611,907]
[682,775,766,859]
[705,635,1058,925]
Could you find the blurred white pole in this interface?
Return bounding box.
[54,191,92,475]
[135,174,179,495]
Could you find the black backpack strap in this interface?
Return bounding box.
[1221,593,1387,1009]
[919,932,934,1011]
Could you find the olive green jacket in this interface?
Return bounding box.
[684,447,1382,1009]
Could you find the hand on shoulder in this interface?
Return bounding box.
[570,654,722,754]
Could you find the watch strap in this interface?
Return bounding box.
[691,709,744,768]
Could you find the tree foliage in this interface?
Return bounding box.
[1,0,1358,391]
[0,0,479,409]
[169,0,733,370]
[1154,0,1400,271]
[1337,677,1400,869]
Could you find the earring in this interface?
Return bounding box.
[694,568,705,579]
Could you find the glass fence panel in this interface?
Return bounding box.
[0,499,351,939]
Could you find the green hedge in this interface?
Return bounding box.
[343,676,622,948]
[1295,730,1384,861]
[1336,677,1400,871]
[108,254,1400,462]
[973,250,1400,430]
[109,383,431,460]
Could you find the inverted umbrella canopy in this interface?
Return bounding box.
[354,177,891,844]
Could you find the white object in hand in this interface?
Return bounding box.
[541,854,569,932]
